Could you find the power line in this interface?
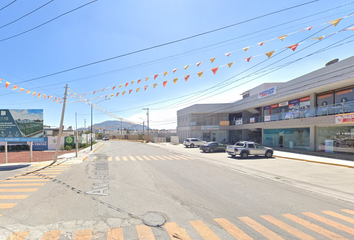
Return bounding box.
[17,0,319,84]
[0,0,17,11]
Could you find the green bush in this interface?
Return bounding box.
[64,145,72,150]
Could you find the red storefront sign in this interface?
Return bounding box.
[300,96,310,102]
[335,113,354,124]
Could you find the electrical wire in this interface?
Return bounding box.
[0,0,17,11]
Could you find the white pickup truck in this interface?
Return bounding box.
[226,141,273,158]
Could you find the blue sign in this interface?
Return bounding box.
[258,86,277,99]
[32,137,48,151]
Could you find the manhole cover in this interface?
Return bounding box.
[142,211,167,227]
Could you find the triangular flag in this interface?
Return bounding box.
[102,88,105,92]
[173,68,178,73]
[328,18,342,27]
[227,62,233,68]
[19,88,24,92]
[303,26,313,31]
[53,99,56,102]
[196,62,202,67]
[113,86,116,90]
[184,65,189,70]
[125,83,129,87]
[144,85,148,90]
[26,90,31,94]
[47,95,50,99]
[197,71,203,78]
[173,78,178,84]
[136,88,140,93]
[163,81,168,87]
[244,57,253,62]
[111,94,114,99]
[286,43,299,51]
[243,47,249,51]
[278,35,287,41]
[12,85,18,90]
[93,91,96,94]
[153,83,157,89]
[164,71,168,76]
[345,27,354,31]
[225,52,231,57]
[97,90,101,92]
[145,77,149,81]
[265,51,275,58]
[257,41,265,46]
[119,84,122,89]
[38,93,41,98]
[154,74,158,80]
[312,36,324,41]
[185,75,190,82]
[32,92,36,96]
[129,89,132,94]
[5,82,10,88]
[137,79,141,84]
[210,57,216,63]
[131,80,134,85]
[211,67,219,75]
[122,91,126,96]
[105,95,107,99]
[43,94,46,99]
[116,92,119,97]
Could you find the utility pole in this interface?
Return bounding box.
[75,112,78,158]
[120,118,122,136]
[142,121,145,142]
[91,103,93,151]
[142,108,149,142]
[54,84,68,163]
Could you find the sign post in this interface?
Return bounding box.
[5,141,7,164]
[30,142,33,162]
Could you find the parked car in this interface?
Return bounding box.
[183,138,206,148]
[226,141,273,158]
[102,137,109,141]
[200,142,226,153]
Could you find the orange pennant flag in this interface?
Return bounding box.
[244,57,253,62]
[163,81,168,87]
[173,78,178,84]
[19,88,25,92]
[97,90,101,92]
[196,62,202,67]
[286,43,299,51]
[227,62,233,68]
[122,91,126,96]
[197,71,203,78]
[145,77,149,81]
[243,47,249,51]
[153,83,158,89]
[5,82,10,88]
[111,94,114,99]
[116,92,119,97]
[119,84,122,89]
[144,85,148,90]
[312,36,324,41]
[225,52,231,57]
[210,57,216,63]
[43,94,46,99]
[26,90,31,94]
[328,18,342,26]
[32,92,36,97]
[154,74,158,80]
[38,93,41,98]
[185,75,190,82]
[278,35,287,41]
[184,65,189,70]
[125,83,129,87]
[257,41,265,46]
[265,51,275,58]
[173,68,178,73]
[136,88,140,93]
[12,85,18,90]
[164,71,168,76]
[130,81,134,85]
[137,79,141,84]
[211,67,219,75]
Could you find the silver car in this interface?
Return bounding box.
[183,138,206,148]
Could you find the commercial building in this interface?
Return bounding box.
[177,56,354,154]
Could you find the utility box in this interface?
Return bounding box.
[171,136,179,145]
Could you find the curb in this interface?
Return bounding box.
[82,156,88,162]
[93,143,104,153]
[274,155,354,169]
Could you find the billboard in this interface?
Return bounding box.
[0,109,44,142]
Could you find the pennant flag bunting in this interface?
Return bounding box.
[102,88,105,92]
[173,68,178,73]
[53,99,56,102]
[19,88,24,92]
[111,94,114,99]
[131,81,134,85]
[125,83,129,87]
[245,57,253,62]
[5,82,10,88]
[286,43,299,51]
[129,89,132,94]
[211,67,219,75]
[116,92,119,97]
[12,85,18,90]
[210,57,216,63]
[278,35,288,41]
[145,77,149,81]
[345,27,354,31]
[184,65,189,70]
[302,26,313,31]
[105,95,107,99]
[113,86,116,90]
[225,52,231,57]
[173,78,178,84]
[136,88,140,93]
[32,92,36,96]
[97,90,101,92]
[312,36,325,41]
[185,75,190,82]
[26,90,31,94]
[257,41,265,46]
[153,83,158,89]
[196,62,202,67]
[154,74,158,80]
[328,18,342,26]
[243,47,249,51]
[119,85,122,89]
[163,81,168,87]
[197,71,203,78]
[265,51,275,58]
[164,71,168,76]
[122,91,126,96]
[38,93,41,98]
[137,79,141,84]
[43,94,46,99]
[144,85,148,90]
[93,91,96,94]
[227,62,233,68]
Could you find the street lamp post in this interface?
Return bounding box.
[91,99,110,151]
[142,108,149,142]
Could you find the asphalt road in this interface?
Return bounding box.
[0,141,354,239]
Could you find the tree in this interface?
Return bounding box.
[84,130,90,134]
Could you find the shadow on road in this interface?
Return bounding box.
[227,156,275,160]
[0,164,30,171]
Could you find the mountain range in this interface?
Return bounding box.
[79,120,146,131]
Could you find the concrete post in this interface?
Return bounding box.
[30,142,33,162]
[5,141,7,164]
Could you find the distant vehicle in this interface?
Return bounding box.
[200,142,226,153]
[183,138,206,148]
[226,141,273,158]
[102,137,109,141]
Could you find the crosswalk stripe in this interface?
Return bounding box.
[214,218,253,240]
[6,179,50,182]
[0,188,38,192]
[323,211,354,224]
[164,222,192,240]
[0,195,29,200]
[41,230,62,240]
[143,156,151,161]
[168,156,180,160]
[303,212,354,236]
[74,230,92,240]
[108,157,112,161]
[190,220,221,240]
[155,156,166,160]
[136,225,155,240]
[6,231,30,240]
[283,214,346,240]
[342,209,354,216]
[177,155,189,160]
[8,176,57,179]
[107,228,124,240]
[115,157,120,161]
[162,156,173,160]
[261,215,316,240]
[129,156,136,161]
[182,156,194,159]
[0,183,46,187]
[123,156,128,161]
[149,156,159,161]
[136,156,144,161]
[0,203,17,209]
[238,217,285,240]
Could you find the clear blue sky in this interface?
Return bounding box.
[0,0,354,129]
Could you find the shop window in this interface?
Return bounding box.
[263,128,310,150]
[317,126,354,154]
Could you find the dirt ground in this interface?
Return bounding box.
[0,150,77,164]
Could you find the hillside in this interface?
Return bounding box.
[80,120,146,131]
